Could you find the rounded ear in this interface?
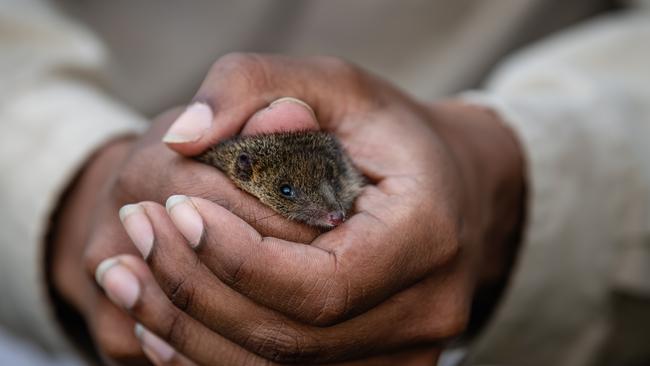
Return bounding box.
[235,153,253,181]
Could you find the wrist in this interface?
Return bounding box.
[426,99,526,337]
[48,136,135,312]
[426,99,526,289]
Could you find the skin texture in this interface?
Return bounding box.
[50,105,442,366]
[50,53,525,366]
[196,131,364,228]
[50,109,320,366]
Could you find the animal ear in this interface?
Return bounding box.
[235,153,253,181]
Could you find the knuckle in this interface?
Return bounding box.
[314,56,357,76]
[312,56,377,108]
[245,321,320,363]
[209,52,269,92]
[316,57,365,86]
[163,310,191,353]
[82,240,102,279]
[161,271,197,313]
[212,52,258,71]
[169,277,196,313]
[437,309,470,339]
[113,153,147,203]
[226,255,254,291]
[421,306,470,341]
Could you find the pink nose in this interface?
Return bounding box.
[327,211,345,226]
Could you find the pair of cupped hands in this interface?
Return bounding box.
[51,54,525,365]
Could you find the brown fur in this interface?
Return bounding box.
[196,131,364,228]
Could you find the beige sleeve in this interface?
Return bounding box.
[462,8,650,366]
[0,0,147,352]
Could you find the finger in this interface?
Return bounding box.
[164,195,338,324]
[163,53,375,156]
[79,202,150,365]
[136,324,198,366]
[112,140,319,244]
[123,201,318,362]
[96,255,269,366]
[124,200,469,363]
[87,294,146,365]
[241,97,320,136]
[167,195,459,326]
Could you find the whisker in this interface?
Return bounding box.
[248,211,282,224]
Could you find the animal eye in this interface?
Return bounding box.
[238,153,250,165]
[279,184,295,198]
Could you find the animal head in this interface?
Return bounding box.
[231,133,360,228]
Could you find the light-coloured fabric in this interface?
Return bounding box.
[0,327,82,366]
[55,0,614,114]
[1,0,649,365]
[0,0,147,352]
[464,9,650,366]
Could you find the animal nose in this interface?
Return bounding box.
[327,211,345,226]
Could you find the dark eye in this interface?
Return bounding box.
[279,184,295,198]
[238,153,250,165]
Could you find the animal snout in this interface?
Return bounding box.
[327,211,345,226]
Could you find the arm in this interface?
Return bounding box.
[0,0,146,351]
[463,7,650,364]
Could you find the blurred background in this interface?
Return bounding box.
[0,0,631,364]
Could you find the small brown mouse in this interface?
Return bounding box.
[196,131,364,228]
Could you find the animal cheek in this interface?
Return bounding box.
[285,201,309,218]
[283,200,301,212]
[257,193,278,207]
[336,190,357,211]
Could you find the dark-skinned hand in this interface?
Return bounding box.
[51,90,448,365]
[89,54,525,365]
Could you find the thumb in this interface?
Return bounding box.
[159,53,373,157]
[241,97,319,135]
[163,97,319,156]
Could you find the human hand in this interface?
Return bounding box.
[49,107,320,365]
[99,54,525,364]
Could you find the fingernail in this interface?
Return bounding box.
[94,257,119,286]
[166,195,203,248]
[135,324,175,363]
[96,258,140,309]
[119,204,154,258]
[269,97,316,118]
[162,102,213,143]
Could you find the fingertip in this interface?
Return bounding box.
[270,97,317,119]
[165,97,320,156]
[162,102,213,144]
[95,256,141,310]
[135,323,176,364]
[95,257,120,287]
[242,97,320,135]
[162,101,222,157]
[165,195,204,248]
